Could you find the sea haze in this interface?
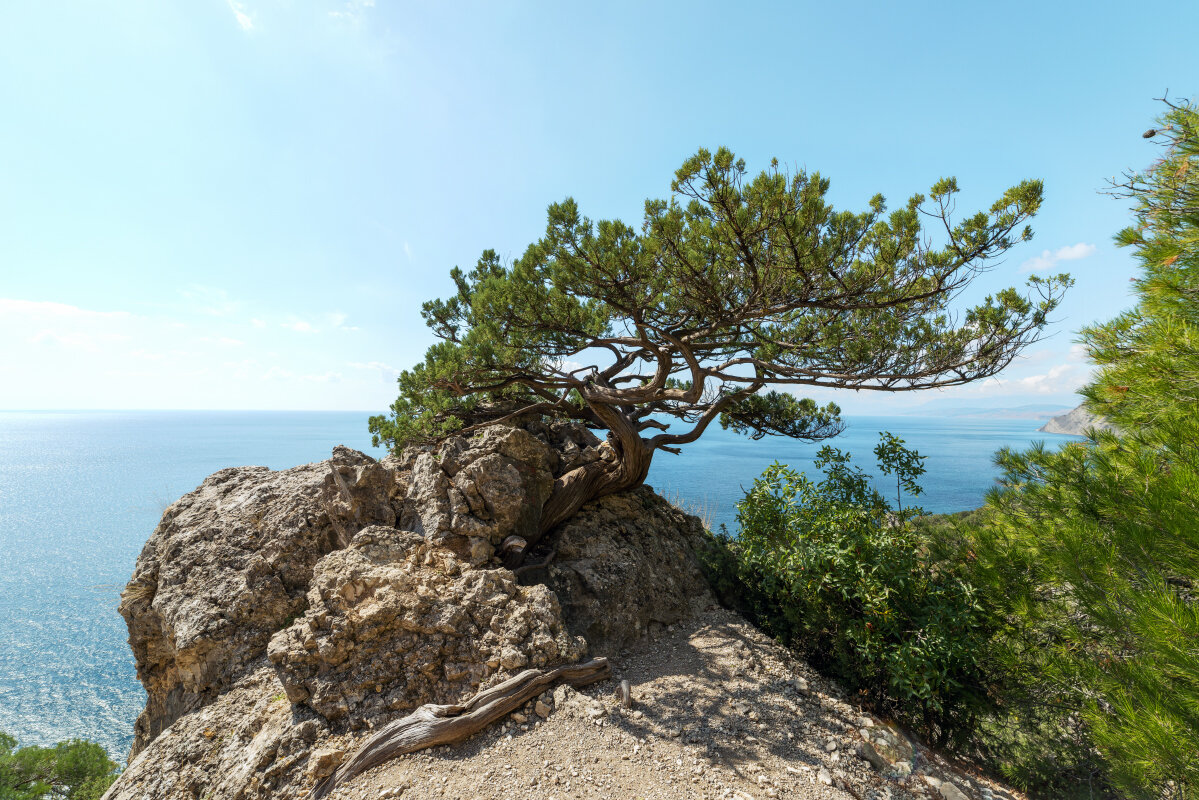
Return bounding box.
[0,410,1082,758]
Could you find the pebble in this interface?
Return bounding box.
[824,739,838,752]
[534,700,551,718]
[817,767,833,786]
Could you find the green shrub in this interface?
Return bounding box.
[708,433,1000,745]
[0,731,119,800]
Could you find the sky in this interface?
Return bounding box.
[1,1,1196,413]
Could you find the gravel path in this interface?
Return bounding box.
[325,606,1024,800]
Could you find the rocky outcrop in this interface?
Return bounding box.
[541,485,711,656]
[118,447,401,758]
[1037,403,1117,435]
[267,526,585,724]
[106,421,710,800]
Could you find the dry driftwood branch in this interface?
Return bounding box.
[310,657,611,799]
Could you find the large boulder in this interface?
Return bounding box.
[267,525,584,724]
[540,486,712,655]
[107,421,710,800]
[117,447,402,758]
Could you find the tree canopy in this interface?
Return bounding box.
[371,148,1069,541]
[0,732,118,800]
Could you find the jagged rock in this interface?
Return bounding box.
[108,664,331,800]
[859,721,915,771]
[543,485,713,655]
[107,421,711,800]
[267,526,584,722]
[117,447,403,758]
[1038,403,1117,435]
[399,426,557,563]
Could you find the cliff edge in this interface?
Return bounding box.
[1037,403,1117,435]
[104,421,1025,800]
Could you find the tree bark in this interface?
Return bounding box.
[534,432,653,544]
[310,658,611,799]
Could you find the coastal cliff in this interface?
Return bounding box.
[1037,403,1116,435]
[104,421,1025,800]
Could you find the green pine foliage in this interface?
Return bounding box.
[1083,99,1199,432]
[0,732,119,800]
[370,147,1068,504]
[978,98,1199,799]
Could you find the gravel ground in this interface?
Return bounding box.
[324,606,1025,800]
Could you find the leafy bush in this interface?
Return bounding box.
[0,731,119,800]
[705,433,1000,745]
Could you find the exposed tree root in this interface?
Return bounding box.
[310,657,612,799]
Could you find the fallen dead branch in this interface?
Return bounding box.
[310,657,611,798]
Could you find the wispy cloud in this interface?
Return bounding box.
[281,312,359,334]
[227,0,254,30]
[329,0,375,23]
[349,361,400,381]
[181,285,240,316]
[0,298,129,320]
[1020,242,1097,273]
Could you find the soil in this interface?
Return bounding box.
[322,605,1024,800]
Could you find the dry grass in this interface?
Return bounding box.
[658,488,716,532]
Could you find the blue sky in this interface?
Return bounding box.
[1,1,1195,412]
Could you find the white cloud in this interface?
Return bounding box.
[250,318,266,329]
[329,0,375,22]
[197,336,245,347]
[0,298,128,320]
[227,0,254,30]
[1020,242,1097,273]
[304,371,343,383]
[1015,363,1084,395]
[348,361,400,381]
[403,241,413,260]
[27,329,130,352]
[281,313,359,333]
[181,285,239,316]
[327,312,359,332]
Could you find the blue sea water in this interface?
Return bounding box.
[0,410,1081,759]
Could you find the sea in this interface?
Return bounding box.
[0,410,1082,759]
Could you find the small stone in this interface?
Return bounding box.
[825,738,838,752]
[587,704,606,719]
[534,700,551,718]
[511,712,527,723]
[817,767,833,786]
[937,782,970,800]
[792,677,809,693]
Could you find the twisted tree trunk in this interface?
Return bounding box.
[310,658,611,799]
[533,401,655,547]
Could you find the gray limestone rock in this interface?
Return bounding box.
[542,485,714,656]
[108,421,711,800]
[1038,403,1117,435]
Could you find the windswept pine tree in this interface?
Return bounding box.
[372,148,1068,547]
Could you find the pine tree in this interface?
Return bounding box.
[372,148,1068,550]
[986,98,1199,798]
